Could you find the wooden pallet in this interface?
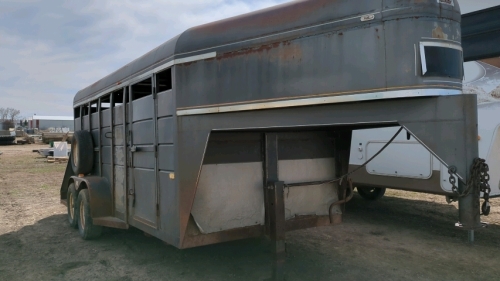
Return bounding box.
[47,156,69,163]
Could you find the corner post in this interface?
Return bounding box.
[458,97,481,241]
[264,133,286,280]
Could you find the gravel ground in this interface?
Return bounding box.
[0,144,499,281]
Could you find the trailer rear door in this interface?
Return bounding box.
[127,76,159,230]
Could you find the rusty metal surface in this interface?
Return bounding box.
[93,217,129,229]
[127,86,159,231]
[74,0,461,106]
[181,215,336,249]
[176,2,462,109]
[71,176,113,219]
[177,94,480,247]
[59,157,74,201]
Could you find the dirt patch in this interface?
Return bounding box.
[0,145,499,280]
[491,85,500,99]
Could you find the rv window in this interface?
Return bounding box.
[157,68,172,92]
[420,44,462,79]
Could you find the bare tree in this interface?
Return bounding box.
[6,108,21,121]
[0,107,6,120]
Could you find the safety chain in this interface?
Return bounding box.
[448,158,491,216]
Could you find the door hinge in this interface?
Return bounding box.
[153,87,157,99]
[156,203,160,217]
[154,145,158,158]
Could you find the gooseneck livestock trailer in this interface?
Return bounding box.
[60,0,486,277]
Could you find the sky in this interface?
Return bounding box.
[0,0,498,118]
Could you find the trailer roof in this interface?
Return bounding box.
[74,0,460,105]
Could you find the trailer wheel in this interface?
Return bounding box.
[67,183,78,229]
[77,189,102,240]
[357,186,386,200]
[71,130,94,175]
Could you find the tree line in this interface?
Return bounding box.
[0,107,21,130]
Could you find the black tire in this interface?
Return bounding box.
[71,130,94,175]
[357,186,386,200]
[77,189,103,240]
[67,183,79,229]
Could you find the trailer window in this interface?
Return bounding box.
[74,107,81,118]
[82,105,89,116]
[420,43,462,79]
[157,68,172,92]
[90,101,98,113]
[112,89,124,107]
[100,95,111,110]
[131,78,152,100]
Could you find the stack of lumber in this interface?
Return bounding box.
[47,156,69,163]
[42,132,73,144]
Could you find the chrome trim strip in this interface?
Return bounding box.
[177,89,462,116]
[423,80,463,84]
[176,52,216,65]
[153,52,217,73]
[414,44,417,76]
[420,41,463,51]
[420,43,428,75]
[212,121,399,132]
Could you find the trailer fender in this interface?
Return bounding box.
[60,157,75,206]
[71,176,113,219]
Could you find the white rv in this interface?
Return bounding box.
[350,61,500,200]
